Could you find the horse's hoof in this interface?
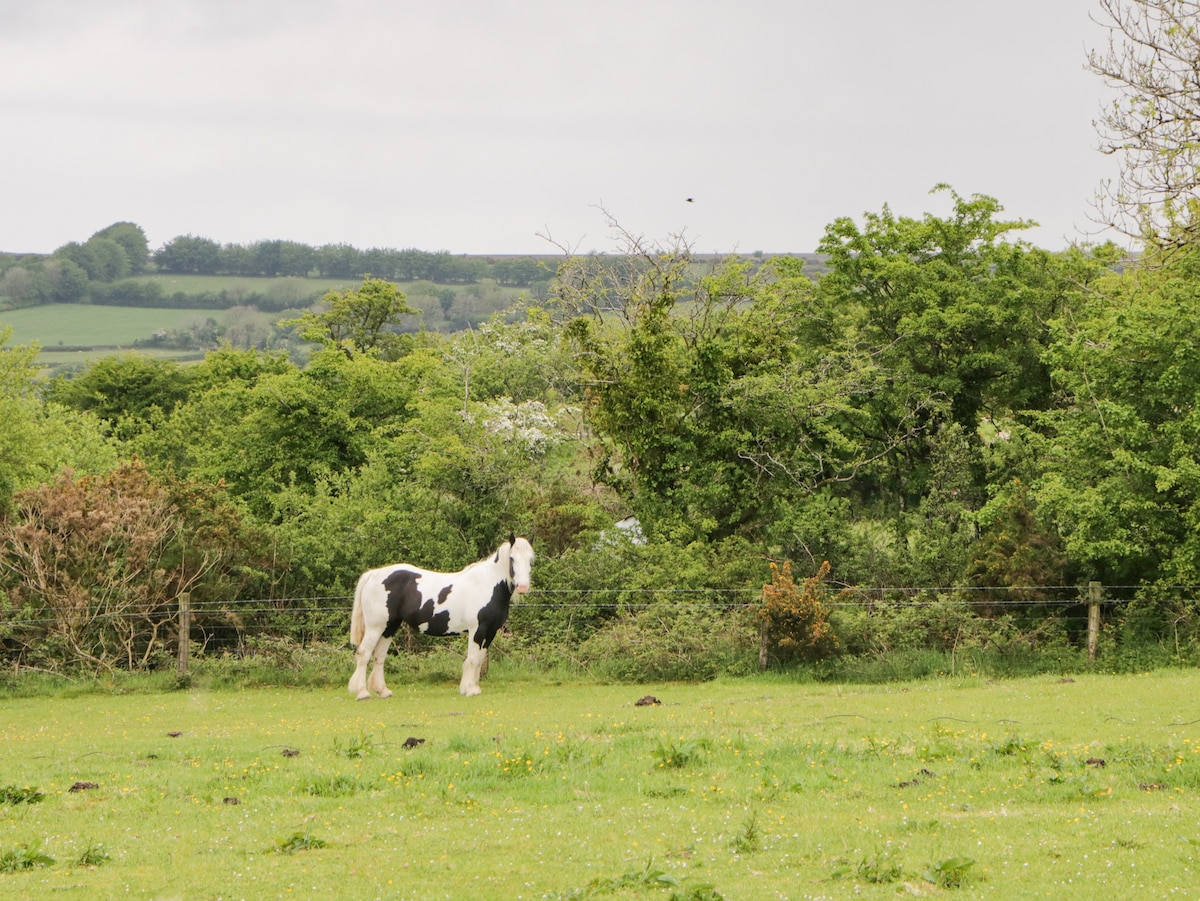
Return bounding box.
[460,685,482,697]
[355,691,372,701]
[377,689,392,699]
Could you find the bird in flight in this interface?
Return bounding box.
[685,197,695,203]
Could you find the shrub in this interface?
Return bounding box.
[756,560,840,664]
[576,603,758,681]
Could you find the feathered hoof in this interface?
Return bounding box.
[460,684,482,697]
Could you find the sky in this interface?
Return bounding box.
[1,0,1122,257]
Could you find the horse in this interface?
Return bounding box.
[348,535,534,698]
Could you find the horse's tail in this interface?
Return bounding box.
[350,573,367,649]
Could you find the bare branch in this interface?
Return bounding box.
[1087,0,1200,255]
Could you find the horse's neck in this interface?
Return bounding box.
[466,544,512,585]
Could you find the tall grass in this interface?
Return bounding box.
[1,672,1198,899]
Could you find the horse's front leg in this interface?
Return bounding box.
[460,639,487,696]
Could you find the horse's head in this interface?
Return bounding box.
[509,536,534,594]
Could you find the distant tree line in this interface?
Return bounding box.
[0,222,150,308]
[152,235,551,287]
[0,223,552,311]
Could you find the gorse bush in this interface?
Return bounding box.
[757,560,840,664]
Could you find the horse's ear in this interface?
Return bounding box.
[508,531,516,546]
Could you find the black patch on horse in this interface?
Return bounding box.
[473,579,514,649]
[382,570,452,638]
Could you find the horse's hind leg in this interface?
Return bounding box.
[367,635,393,699]
[349,628,384,700]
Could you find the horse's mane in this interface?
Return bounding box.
[461,540,512,574]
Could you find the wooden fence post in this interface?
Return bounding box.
[177,592,192,677]
[1087,581,1101,661]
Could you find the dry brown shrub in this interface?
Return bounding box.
[757,560,841,664]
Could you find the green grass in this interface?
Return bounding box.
[1,671,1199,899]
[133,273,355,295]
[0,304,227,348]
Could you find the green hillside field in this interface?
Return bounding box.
[1,304,233,368]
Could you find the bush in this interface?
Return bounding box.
[574,603,758,681]
[756,560,840,664]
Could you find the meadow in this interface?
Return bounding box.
[2,670,1199,900]
[0,304,227,349]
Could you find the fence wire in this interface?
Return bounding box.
[1,584,1189,632]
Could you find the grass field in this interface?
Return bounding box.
[2,670,1199,899]
[1,305,227,349]
[132,274,354,295]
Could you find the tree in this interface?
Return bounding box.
[813,187,1061,512]
[1088,0,1200,251]
[276,241,315,277]
[0,461,279,671]
[46,354,194,439]
[0,328,117,509]
[42,258,89,302]
[314,243,363,278]
[280,277,419,360]
[154,235,221,274]
[53,237,130,283]
[1033,253,1200,585]
[133,348,418,520]
[92,222,150,273]
[555,217,940,545]
[0,266,45,307]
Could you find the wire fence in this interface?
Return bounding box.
[1,583,1186,632]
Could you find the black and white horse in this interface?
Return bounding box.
[348,536,534,698]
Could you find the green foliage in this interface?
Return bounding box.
[0,784,44,805]
[74,841,113,867]
[576,603,758,682]
[273,825,327,854]
[923,855,976,888]
[0,840,55,873]
[1033,255,1200,584]
[46,353,194,436]
[972,478,1069,600]
[11,192,1200,677]
[134,346,419,521]
[832,848,904,884]
[91,222,150,274]
[729,810,761,854]
[558,240,799,542]
[832,593,1026,657]
[279,277,418,359]
[556,858,682,898]
[651,737,710,769]
[817,185,1047,430]
[332,730,381,759]
[0,461,282,671]
[0,328,119,507]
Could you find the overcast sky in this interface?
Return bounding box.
[1,0,1121,257]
